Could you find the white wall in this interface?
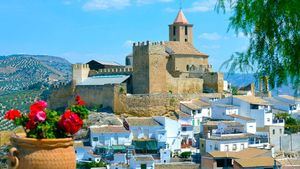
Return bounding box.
[129,157,155,169]
[205,139,248,153]
[90,131,132,148]
[154,117,181,152]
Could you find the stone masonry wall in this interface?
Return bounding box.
[114,93,222,117]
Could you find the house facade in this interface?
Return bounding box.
[89,125,132,148]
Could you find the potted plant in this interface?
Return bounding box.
[4,96,89,169]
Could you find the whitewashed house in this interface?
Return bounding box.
[159,149,171,163]
[153,116,181,152]
[124,117,167,150]
[216,96,284,128]
[89,125,132,148]
[211,103,239,120]
[177,111,195,148]
[75,146,101,162]
[265,95,300,114]
[180,99,211,126]
[129,155,155,169]
[227,114,256,134]
[200,121,250,153]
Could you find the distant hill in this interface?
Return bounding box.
[0,54,71,92]
[224,73,296,96]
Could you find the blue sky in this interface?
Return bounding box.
[0,0,249,71]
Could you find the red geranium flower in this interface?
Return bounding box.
[4,109,21,120]
[58,110,83,134]
[25,119,37,130]
[75,95,81,102]
[75,95,85,106]
[30,100,47,114]
[29,100,47,122]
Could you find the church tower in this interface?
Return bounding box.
[169,9,193,44]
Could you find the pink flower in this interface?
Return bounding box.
[35,111,46,122]
[30,100,47,114]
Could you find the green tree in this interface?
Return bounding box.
[217,0,300,93]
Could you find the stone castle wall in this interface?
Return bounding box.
[114,93,222,117]
[48,83,74,110]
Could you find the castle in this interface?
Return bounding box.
[49,10,224,114]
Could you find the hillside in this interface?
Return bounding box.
[224,73,296,96]
[0,55,72,132]
[0,55,71,92]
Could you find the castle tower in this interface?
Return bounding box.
[72,64,90,86]
[169,9,193,44]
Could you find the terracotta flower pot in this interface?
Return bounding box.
[9,135,76,169]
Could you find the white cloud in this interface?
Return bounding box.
[199,32,224,41]
[186,0,216,12]
[83,0,131,11]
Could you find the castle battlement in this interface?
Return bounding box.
[89,67,133,76]
[72,64,89,69]
[133,41,165,47]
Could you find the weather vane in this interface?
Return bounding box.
[179,0,183,9]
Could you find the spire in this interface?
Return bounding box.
[173,9,189,24]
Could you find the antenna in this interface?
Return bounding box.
[179,0,183,9]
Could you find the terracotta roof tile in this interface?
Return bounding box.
[173,10,189,24]
[227,114,255,121]
[209,148,270,159]
[234,95,270,105]
[90,125,129,133]
[234,157,275,167]
[126,117,161,126]
[164,41,208,57]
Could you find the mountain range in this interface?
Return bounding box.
[0,54,71,93]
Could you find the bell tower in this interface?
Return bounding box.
[169,9,193,44]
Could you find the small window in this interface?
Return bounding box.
[280,129,282,134]
[273,129,275,135]
[267,118,270,122]
[233,144,237,150]
[173,26,176,36]
[201,143,204,148]
[185,39,188,42]
[185,26,188,35]
[93,137,98,142]
[225,145,229,151]
[182,127,187,132]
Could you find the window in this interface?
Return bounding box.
[141,164,147,169]
[267,118,270,122]
[225,145,229,151]
[201,144,204,148]
[214,144,218,150]
[173,26,176,36]
[280,129,282,134]
[185,26,188,35]
[250,104,259,109]
[210,145,213,150]
[273,129,275,135]
[182,127,187,132]
[233,144,237,150]
[241,144,244,150]
[92,137,98,142]
[185,39,188,42]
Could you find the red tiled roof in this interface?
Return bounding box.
[174,10,189,24]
